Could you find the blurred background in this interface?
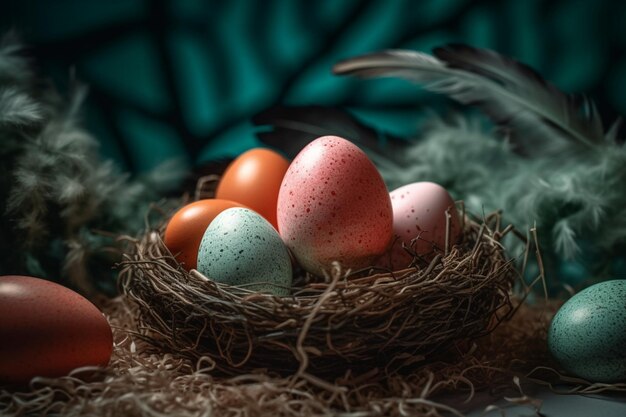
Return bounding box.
[1,0,625,175]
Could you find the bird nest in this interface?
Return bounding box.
[118,200,519,387]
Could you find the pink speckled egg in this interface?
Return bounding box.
[388,182,461,270]
[277,136,393,276]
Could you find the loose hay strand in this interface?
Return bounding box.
[1,298,618,417]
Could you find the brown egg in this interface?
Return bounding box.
[164,199,245,270]
[216,148,289,229]
[0,275,113,385]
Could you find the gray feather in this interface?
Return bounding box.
[0,33,186,295]
[0,88,44,125]
[334,46,609,156]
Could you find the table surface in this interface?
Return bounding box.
[460,388,626,417]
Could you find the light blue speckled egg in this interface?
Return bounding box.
[197,208,292,296]
[548,280,626,382]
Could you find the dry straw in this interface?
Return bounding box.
[117,187,520,390]
[0,297,555,417]
[4,195,626,416]
[3,296,625,417]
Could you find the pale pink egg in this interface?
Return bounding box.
[277,136,393,276]
[388,182,461,270]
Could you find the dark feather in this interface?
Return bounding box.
[334,45,608,156]
[252,105,403,159]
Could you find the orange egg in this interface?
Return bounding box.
[215,148,289,229]
[164,199,244,270]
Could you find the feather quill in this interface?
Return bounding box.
[334,45,609,156]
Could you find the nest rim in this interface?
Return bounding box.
[118,207,520,385]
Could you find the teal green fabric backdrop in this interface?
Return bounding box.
[2,0,625,174]
[2,0,626,294]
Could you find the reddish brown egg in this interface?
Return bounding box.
[215,148,289,229]
[164,199,245,270]
[0,275,113,385]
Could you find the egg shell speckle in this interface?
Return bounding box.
[548,279,626,382]
[388,182,461,269]
[197,208,292,296]
[277,136,393,276]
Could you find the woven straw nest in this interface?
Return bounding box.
[118,190,520,386]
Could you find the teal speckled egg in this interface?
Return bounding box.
[197,208,292,296]
[548,280,626,382]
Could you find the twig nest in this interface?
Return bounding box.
[119,211,518,381]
